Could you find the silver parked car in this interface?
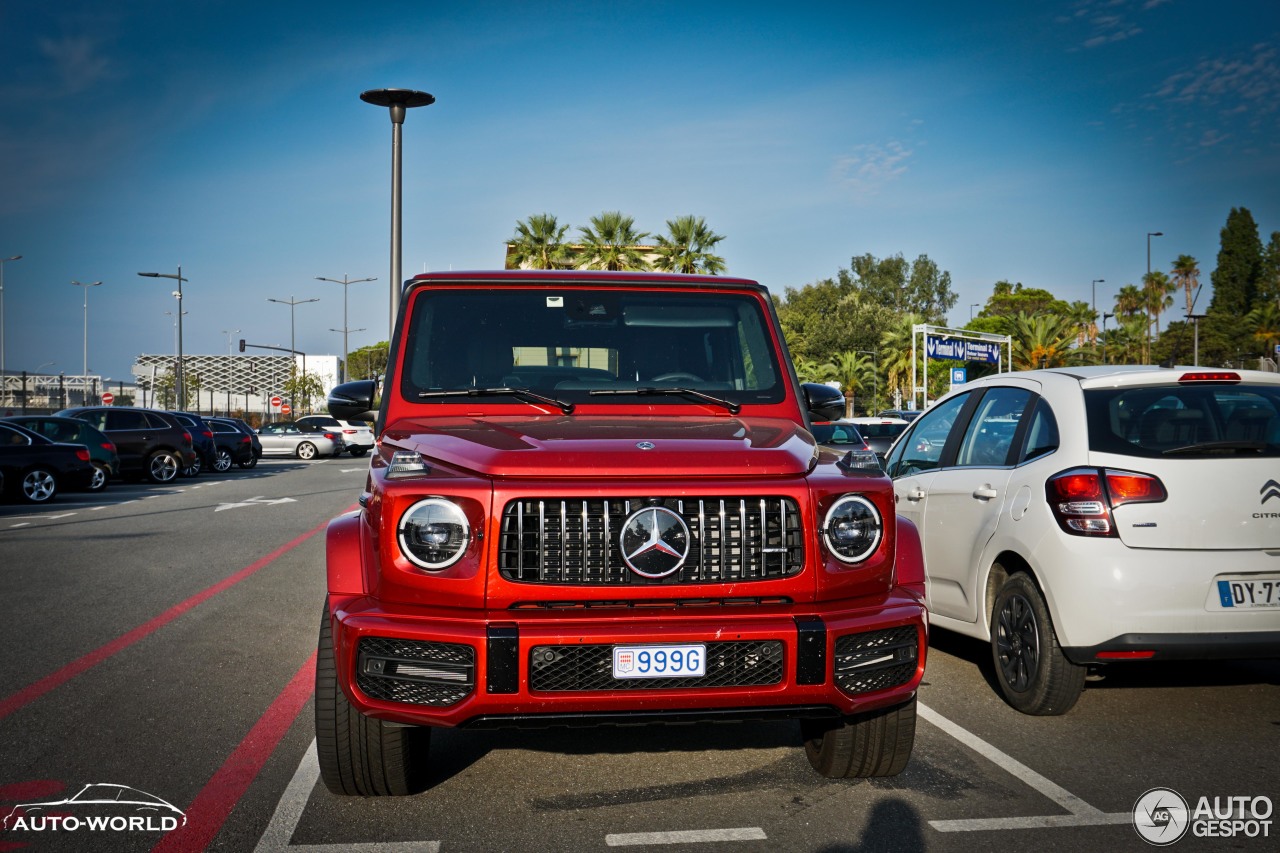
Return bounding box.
[256,421,340,460]
[295,414,373,456]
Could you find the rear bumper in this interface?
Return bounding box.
[1064,631,1280,664]
[328,592,927,728]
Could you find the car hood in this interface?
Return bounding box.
[382,415,818,479]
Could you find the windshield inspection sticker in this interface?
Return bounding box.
[546,295,563,307]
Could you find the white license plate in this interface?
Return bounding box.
[1212,576,1280,609]
[612,644,706,679]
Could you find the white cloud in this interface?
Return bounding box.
[832,142,913,199]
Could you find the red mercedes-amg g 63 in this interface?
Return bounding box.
[318,270,927,794]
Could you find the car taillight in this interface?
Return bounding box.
[324,432,336,440]
[1178,371,1240,384]
[240,436,251,444]
[202,429,213,439]
[343,429,356,434]
[75,448,90,462]
[182,430,192,445]
[1045,467,1167,536]
[102,442,115,452]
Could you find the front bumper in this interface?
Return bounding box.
[328,592,926,728]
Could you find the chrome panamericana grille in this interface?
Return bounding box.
[498,497,804,585]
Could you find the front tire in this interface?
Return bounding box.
[297,442,318,460]
[20,467,58,503]
[315,604,431,796]
[213,448,234,473]
[991,572,1085,715]
[147,450,181,483]
[180,454,202,478]
[801,696,917,778]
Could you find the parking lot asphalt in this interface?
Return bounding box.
[0,458,1275,852]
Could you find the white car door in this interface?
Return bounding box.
[915,385,1037,625]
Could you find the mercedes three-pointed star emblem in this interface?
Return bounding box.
[620,506,691,578]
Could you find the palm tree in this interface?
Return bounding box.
[1170,254,1201,317]
[652,215,726,275]
[792,356,836,384]
[1065,300,1095,349]
[880,314,923,406]
[827,350,874,418]
[576,212,651,271]
[1115,284,1146,362]
[1245,302,1280,360]
[1010,312,1075,370]
[507,214,571,269]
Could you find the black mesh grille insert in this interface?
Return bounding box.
[499,497,804,585]
[529,641,784,691]
[833,626,918,695]
[355,637,475,707]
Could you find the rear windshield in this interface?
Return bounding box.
[1085,383,1280,458]
[856,423,908,439]
[399,287,784,405]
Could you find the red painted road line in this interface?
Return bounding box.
[152,651,317,853]
[0,517,333,723]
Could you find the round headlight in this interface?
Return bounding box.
[823,495,882,563]
[398,498,470,569]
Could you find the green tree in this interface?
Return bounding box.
[652,215,726,274]
[1262,231,1280,307]
[981,281,1067,320]
[847,253,956,323]
[576,212,650,271]
[1010,313,1076,370]
[508,213,572,269]
[284,366,326,415]
[346,342,389,381]
[1208,207,1263,317]
[1170,254,1201,317]
[880,313,927,404]
[824,350,875,418]
[1142,270,1175,361]
[1245,302,1280,360]
[775,278,895,367]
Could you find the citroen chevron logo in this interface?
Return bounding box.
[620,506,690,578]
[1263,480,1280,504]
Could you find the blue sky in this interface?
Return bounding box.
[2,0,1278,385]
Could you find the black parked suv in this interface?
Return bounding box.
[58,407,197,484]
[168,411,217,477]
[208,417,262,468]
[206,418,256,471]
[0,421,94,503]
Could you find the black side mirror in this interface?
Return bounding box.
[328,379,378,421]
[802,382,845,422]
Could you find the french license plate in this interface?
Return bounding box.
[612,644,706,679]
[1212,576,1280,609]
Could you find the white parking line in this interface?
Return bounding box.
[918,702,1131,832]
[606,828,768,846]
[254,740,441,853]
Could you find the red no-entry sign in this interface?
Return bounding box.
[281,403,292,416]
[270,395,283,409]
[101,392,114,405]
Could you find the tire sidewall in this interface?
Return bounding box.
[148,450,180,483]
[21,467,57,503]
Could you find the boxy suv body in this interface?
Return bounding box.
[884,366,1280,715]
[58,407,197,483]
[317,270,929,795]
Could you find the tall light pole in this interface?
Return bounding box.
[1146,232,1163,278]
[1102,313,1114,364]
[223,328,240,357]
[267,296,319,380]
[970,304,980,321]
[315,275,376,381]
[139,268,188,409]
[1,255,21,408]
[361,88,434,339]
[71,280,102,377]
[1091,279,1105,344]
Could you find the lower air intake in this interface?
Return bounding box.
[833,626,918,695]
[356,637,475,706]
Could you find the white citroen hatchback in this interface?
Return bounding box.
[884,366,1280,715]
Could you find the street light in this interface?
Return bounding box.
[222,329,240,357]
[1188,313,1207,366]
[1102,313,1115,364]
[361,88,434,338]
[970,304,980,321]
[267,296,319,385]
[71,280,102,378]
[1146,232,1163,277]
[139,267,189,409]
[1,255,21,407]
[316,275,376,382]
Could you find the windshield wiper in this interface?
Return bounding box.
[418,387,574,414]
[588,387,741,414]
[1162,440,1268,455]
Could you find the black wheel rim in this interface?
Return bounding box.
[995,592,1040,692]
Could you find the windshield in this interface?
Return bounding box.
[399,287,784,406]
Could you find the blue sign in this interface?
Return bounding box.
[926,335,1002,364]
[951,367,967,385]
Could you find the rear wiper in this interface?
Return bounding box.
[1162,440,1268,455]
[588,387,740,414]
[418,387,574,414]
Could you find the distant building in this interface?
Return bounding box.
[130,353,339,417]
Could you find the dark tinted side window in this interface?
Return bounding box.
[885,392,971,477]
[1085,384,1280,457]
[72,410,108,431]
[107,410,148,430]
[1019,398,1060,463]
[0,423,31,446]
[955,387,1033,467]
[144,412,177,430]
